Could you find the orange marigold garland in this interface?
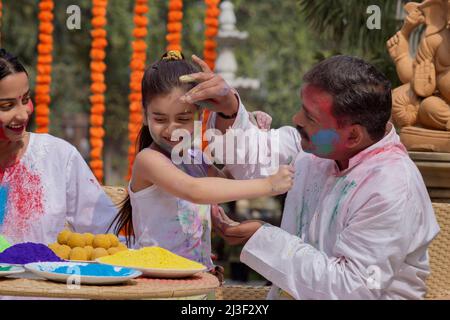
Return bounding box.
[127,0,149,179]
[35,0,54,133]
[203,0,220,70]
[166,0,183,52]
[202,0,220,149]
[89,0,108,183]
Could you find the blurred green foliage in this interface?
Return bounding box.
[1,0,403,184]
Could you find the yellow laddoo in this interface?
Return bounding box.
[92,234,111,249]
[92,247,109,260]
[55,244,71,260]
[48,242,60,253]
[107,247,120,255]
[57,230,72,245]
[69,247,88,261]
[83,233,95,246]
[117,243,128,251]
[107,234,119,247]
[66,233,86,248]
[84,246,94,260]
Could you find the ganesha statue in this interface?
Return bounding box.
[387,0,450,152]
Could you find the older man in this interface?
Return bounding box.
[182,55,440,299]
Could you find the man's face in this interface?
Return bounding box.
[292,84,351,159]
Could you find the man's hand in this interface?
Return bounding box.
[179,55,239,116]
[212,205,264,246]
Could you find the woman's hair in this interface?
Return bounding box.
[109,51,200,246]
[0,48,28,81]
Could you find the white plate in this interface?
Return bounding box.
[96,260,207,278]
[24,262,142,285]
[0,264,25,277]
[67,260,98,264]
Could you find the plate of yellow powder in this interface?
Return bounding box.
[96,247,207,278]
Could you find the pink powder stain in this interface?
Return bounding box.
[356,143,407,163]
[0,125,7,141]
[27,100,34,113]
[1,162,45,239]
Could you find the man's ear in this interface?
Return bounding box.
[346,125,365,148]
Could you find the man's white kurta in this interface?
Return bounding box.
[212,102,440,299]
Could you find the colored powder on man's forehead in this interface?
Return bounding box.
[0,242,63,264]
[311,129,340,155]
[0,235,11,253]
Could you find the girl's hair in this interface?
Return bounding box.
[109,51,200,246]
[0,48,28,80]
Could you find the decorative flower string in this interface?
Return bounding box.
[89,0,109,183]
[127,0,149,179]
[203,0,220,70]
[166,0,183,52]
[202,0,220,150]
[34,0,54,133]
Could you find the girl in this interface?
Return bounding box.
[111,51,294,270]
[0,49,117,245]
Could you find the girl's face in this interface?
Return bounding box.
[0,72,33,143]
[145,87,199,151]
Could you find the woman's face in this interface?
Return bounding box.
[145,87,199,151]
[0,72,33,143]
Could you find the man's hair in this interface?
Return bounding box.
[303,55,392,141]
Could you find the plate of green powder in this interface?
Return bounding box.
[0,264,25,277]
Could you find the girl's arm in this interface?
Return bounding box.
[207,164,234,179]
[132,149,293,205]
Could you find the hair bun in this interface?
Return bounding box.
[161,50,184,61]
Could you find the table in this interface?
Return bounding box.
[0,272,220,299]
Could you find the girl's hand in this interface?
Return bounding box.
[211,204,240,229]
[179,55,239,115]
[267,165,295,196]
[250,111,272,131]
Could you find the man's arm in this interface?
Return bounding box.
[217,191,422,299]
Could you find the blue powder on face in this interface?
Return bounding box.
[48,264,137,277]
[311,129,340,155]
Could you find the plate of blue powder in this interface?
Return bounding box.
[24,262,142,285]
[0,264,25,277]
[0,242,63,265]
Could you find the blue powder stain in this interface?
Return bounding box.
[46,264,137,277]
[311,129,340,155]
[0,185,9,226]
[328,179,357,230]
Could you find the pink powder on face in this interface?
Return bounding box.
[27,100,34,113]
[0,126,7,141]
[1,162,45,240]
